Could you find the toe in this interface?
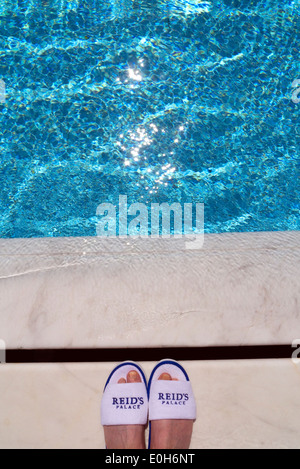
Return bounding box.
[158,372,172,380]
[127,370,142,383]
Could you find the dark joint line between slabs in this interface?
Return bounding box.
[5,345,292,363]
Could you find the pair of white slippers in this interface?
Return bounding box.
[101,359,197,447]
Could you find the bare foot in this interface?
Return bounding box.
[150,372,194,449]
[104,370,146,449]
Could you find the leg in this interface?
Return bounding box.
[103,370,147,449]
[148,366,196,450]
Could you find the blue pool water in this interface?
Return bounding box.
[0,0,299,238]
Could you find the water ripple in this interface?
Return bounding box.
[0,0,299,237]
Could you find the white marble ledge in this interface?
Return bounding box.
[0,231,299,349]
[0,231,300,277]
[0,359,299,449]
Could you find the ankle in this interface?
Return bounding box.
[104,424,146,449]
[149,419,193,450]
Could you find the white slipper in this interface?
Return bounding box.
[148,359,197,423]
[101,361,148,426]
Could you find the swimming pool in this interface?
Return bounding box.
[0,0,299,238]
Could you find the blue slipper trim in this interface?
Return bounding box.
[103,361,148,391]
